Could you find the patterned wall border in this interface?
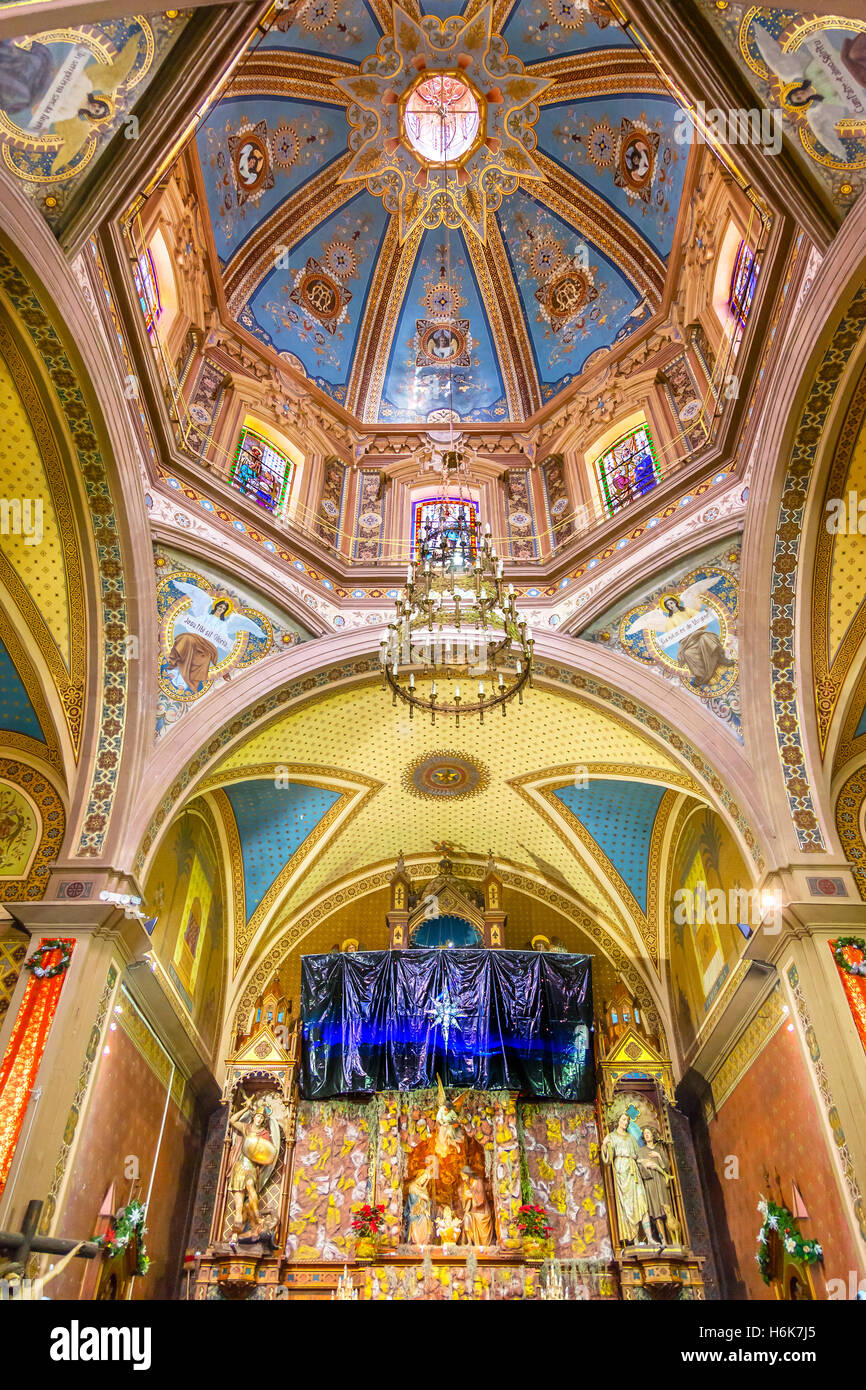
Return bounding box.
[0,245,129,857]
[0,756,65,902]
[835,763,866,901]
[786,960,866,1243]
[40,962,118,1237]
[0,315,86,757]
[134,663,767,881]
[705,980,784,1117]
[812,365,866,756]
[770,284,866,850]
[235,859,663,1042]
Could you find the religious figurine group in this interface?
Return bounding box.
[601,1109,682,1251]
[404,1083,495,1248]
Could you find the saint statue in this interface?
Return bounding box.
[600,1111,655,1247]
[405,1165,434,1246]
[226,1094,281,1236]
[637,1126,676,1248]
[459,1165,494,1246]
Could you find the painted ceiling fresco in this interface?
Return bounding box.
[196,0,691,425]
[696,4,866,214]
[579,537,742,740]
[0,12,191,229]
[154,547,315,740]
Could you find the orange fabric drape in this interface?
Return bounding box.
[829,938,866,1056]
[0,939,74,1197]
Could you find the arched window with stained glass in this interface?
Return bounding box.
[411,497,478,565]
[133,250,161,334]
[729,240,758,329]
[230,426,295,515]
[593,423,660,516]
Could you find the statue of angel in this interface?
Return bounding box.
[753,22,866,160]
[164,580,265,693]
[626,575,735,688]
[434,1075,469,1159]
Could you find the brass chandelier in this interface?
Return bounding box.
[380,452,533,725]
[379,79,533,725]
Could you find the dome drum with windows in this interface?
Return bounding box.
[381,469,533,724]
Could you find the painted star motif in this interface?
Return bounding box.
[333,3,551,242]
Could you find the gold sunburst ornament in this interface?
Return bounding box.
[334,2,551,243]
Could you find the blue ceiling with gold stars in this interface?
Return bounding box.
[223,779,341,919]
[553,778,666,912]
[197,0,691,425]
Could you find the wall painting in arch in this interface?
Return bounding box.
[669,806,754,1058]
[143,807,225,1059]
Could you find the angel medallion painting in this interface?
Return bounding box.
[0,15,188,221]
[581,546,741,738]
[157,569,272,706]
[701,4,866,205]
[625,575,736,691]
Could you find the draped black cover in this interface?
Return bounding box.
[300,949,594,1101]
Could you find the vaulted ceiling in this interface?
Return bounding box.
[195,0,693,425]
[190,680,722,996]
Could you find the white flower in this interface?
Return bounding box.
[758,1228,768,1244]
[812,1243,823,1258]
[757,1199,768,1216]
[767,1214,778,1230]
[784,1237,797,1254]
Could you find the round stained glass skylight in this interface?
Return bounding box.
[403,74,480,164]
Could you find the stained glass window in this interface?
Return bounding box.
[403,74,480,164]
[594,424,659,516]
[133,249,161,334]
[412,497,478,564]
[729,240,758,328]
[230,426,295,515]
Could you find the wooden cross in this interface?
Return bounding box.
[0,1198,100,1278]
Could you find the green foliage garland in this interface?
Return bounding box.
[98,1200,150,1277]
[755,1198,822,1285]
[25,939,72,979]
[833,937,866,977]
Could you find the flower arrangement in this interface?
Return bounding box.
[516,1204,553,1240]
[350,1203,386,1238]
[755,1198,822,1285]
[97,1200,150,1277]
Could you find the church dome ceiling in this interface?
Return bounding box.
[196,0,691,426]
